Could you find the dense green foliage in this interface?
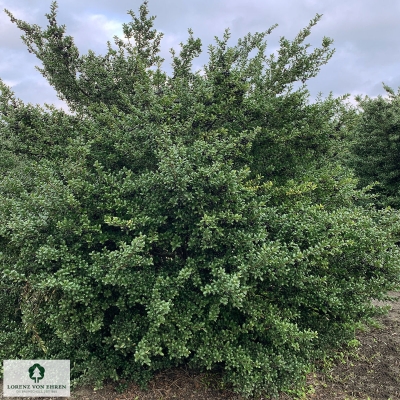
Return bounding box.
[1,2,400,398]
[345,85,400,209]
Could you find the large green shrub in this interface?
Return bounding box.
[1,2,400,398]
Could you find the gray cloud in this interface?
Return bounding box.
[1,0,399,115]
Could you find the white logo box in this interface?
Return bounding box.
[3,360,70,397]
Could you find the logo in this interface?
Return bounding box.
[28,363,45,383]
[3,360,70,397]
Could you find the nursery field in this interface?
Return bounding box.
[1,291,399,400]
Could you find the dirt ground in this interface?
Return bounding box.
[2,292,399,400]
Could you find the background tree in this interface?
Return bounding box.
[344,84,400,209]
[1,2,400,398]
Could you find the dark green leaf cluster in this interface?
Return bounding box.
[1,2,400,398]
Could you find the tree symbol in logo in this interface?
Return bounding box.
[28,363,45,383]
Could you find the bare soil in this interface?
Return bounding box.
[2,292,399,400]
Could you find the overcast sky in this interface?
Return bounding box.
[1,0,399,116]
